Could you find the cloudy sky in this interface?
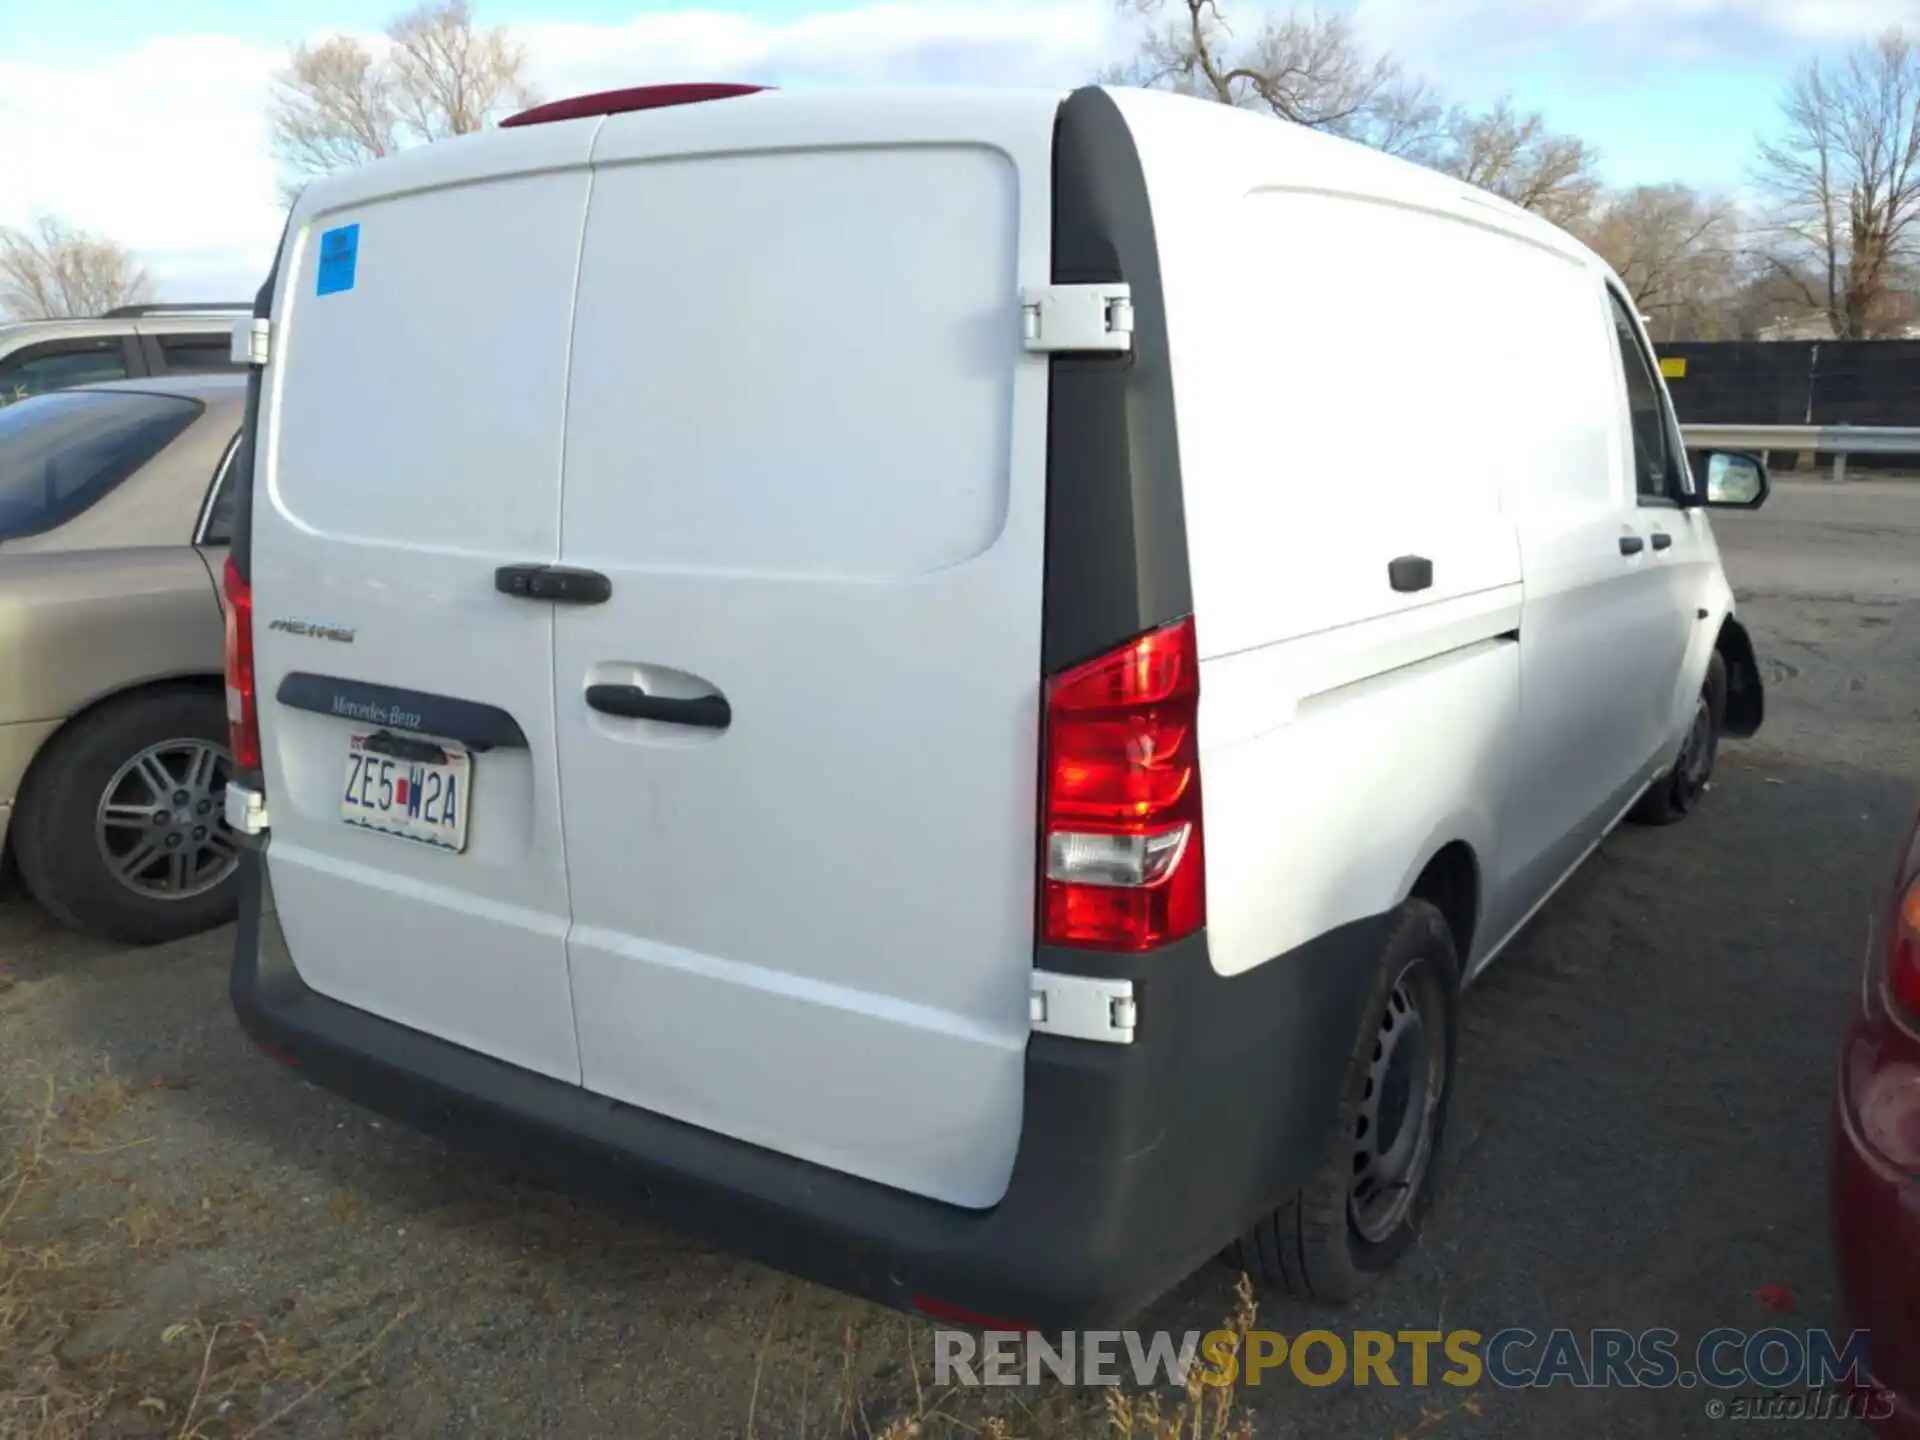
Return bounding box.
[0,0,1910,299]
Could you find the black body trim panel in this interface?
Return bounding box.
[1041,87,1192,674]
[231,856,1387,1328]
[1717,615,1765,739]
[275,673,529,751]
[230,212,291,586]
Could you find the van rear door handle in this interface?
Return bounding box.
[1650,532,1673,552]
[495,565,611,604]
[585,684,731,730]
[1619,535,1646,556]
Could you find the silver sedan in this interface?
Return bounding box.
[0,373,245,942]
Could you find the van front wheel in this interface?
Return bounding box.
[1629,652,1728,827]
[1230,899,1460,1303]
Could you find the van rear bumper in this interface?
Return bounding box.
[231,855,1385,1328]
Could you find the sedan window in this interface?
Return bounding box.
[197,430,244,545]
[0,389,202,541]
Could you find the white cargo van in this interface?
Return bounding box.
[222,81,1768,1326]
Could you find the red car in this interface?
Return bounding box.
[1835,798,1920,1434]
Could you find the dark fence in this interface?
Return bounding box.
[1811,343,1920,426]
[1658,341,1920,427]
[1656,342,1812,425]
[1657,341,1920,469]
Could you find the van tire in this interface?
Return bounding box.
[1229,899,1460,1303]
[13,688,240,946]
[1628,652,1727,827]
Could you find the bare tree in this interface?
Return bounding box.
[388,1,536,140]
[1425,99,1602,228]
[1109,5,1599,219]
[1724,261,1842,339]
[1110,0,1436,153]
[270,0,536,192]
[271,37,402,181]
[0,216,152,320]
[1582,186,1743,340]
[1362,80,1448,161]
[1753,29,1920,339]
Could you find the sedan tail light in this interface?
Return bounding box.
[1884,875,1920,1019]
[1040,618,1205,951]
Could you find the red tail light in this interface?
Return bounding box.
[1885,877,1920,1019]
[1041,618,1205,951]
[223,556,260,771]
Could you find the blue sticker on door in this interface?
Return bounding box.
[316,224,360,296]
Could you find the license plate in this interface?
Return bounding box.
[340,735,471,852]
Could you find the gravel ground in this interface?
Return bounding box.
[2,478,1915,1439]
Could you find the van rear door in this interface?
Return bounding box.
[252,127,596,1082]
[550,95,1058,1208]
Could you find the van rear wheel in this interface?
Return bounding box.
[1230,899,1460,1303]
[14,688,240,945]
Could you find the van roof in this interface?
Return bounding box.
[280,83,1074,224]
[283,82,1609,287]
[1102,86,1603,272]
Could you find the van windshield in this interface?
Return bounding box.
[0,389,201,541]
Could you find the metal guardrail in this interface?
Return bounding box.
[1681,424,1920,481]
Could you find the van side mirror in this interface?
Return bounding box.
[1690,450,1770,511]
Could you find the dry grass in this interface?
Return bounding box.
[745,1276,1262,1440]
[0,1067,415,1440]
[1,1060,1259,1439]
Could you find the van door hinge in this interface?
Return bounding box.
[1021,284,1134,355]
[231,318,270,366]
[224,782,269,842]
[1030,971,1136,1045]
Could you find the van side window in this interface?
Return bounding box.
[1606,293,1675,503]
